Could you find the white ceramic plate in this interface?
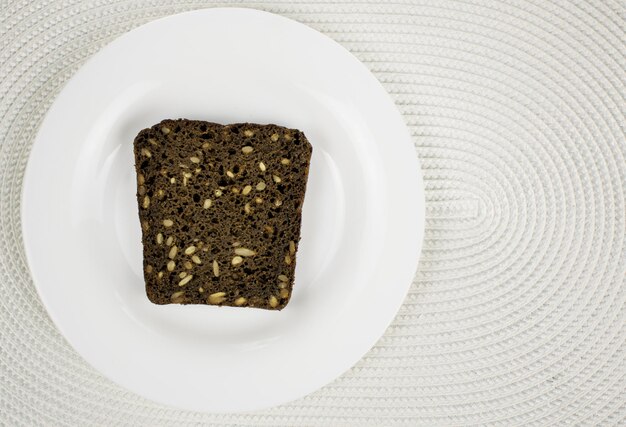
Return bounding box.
[22,8,424,412]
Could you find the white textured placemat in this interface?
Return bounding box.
[1,1,625,425]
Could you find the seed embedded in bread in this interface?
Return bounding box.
[171,291,185,303]
[269,296,279,308]
[178,275,193,286]
[234,247,255,256]
[209,292,227,304]
[168,246,178,259]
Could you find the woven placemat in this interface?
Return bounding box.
[1,1,625,425]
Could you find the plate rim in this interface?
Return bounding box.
[21,7,425,412]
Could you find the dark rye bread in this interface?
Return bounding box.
[133,119,312,310]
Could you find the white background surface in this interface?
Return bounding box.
[1,0,625,425]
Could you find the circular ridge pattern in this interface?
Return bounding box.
[1,1,625,425]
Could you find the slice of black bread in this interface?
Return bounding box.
[133,119,312,310]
